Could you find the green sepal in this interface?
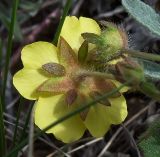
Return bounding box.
[78,40,88,64]
[37,77,75,94]
[65,89,78,106]
[81,33,103,45]
[42,62,66,76]
[59,36,78,67]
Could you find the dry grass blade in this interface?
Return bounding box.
[28,108,34,157]
[121,124,141,157]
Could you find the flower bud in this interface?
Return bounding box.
[82,22,128,64]
[115,57,145,85]
[100,22,128,52]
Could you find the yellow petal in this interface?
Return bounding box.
[84,95,127,137]
[21,42,58,69]
[13,69,49,100]
[84,104,111,137]
[60,16,101,53]
[107,95,128,124]
[34,95,86,143]
[112,80,129,93]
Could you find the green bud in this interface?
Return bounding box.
[82,22,128,64]
[115,57,145,85]
[101,22,128,51]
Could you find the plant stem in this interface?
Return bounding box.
[123,49,160,61]
[2,0,19,107]
[80,71,115,80]
[19,102,34,142]
[13,102,34,157]
[53,0,72,45]
[5,79,132,157]
[0,97,6,156]
[0,38,2,69]
[12,97,24,147]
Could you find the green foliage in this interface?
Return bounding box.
[135,58,160,81]
[122,0,160,36]
[139,119,160,157]
[0,2,22,41]
[0,0,43,41]
[53,0,72,45]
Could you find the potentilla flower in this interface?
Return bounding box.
[13,16,128,143]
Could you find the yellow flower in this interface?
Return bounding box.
[13,16,128,143]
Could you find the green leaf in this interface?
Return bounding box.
[139,119,160,157]
[122,0,160,36]
[53,0,72,45]
[14,20,23,41]
[2,0,20,107]
[134,58,160,81]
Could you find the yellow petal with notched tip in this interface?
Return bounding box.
[13,69,49,100]
[34,95,86,143]
[84,104,111,137]
[21,42,59,69]
[60,16,101,53]
[107,95,127,124]
[84,95,127,137]
[112,80,129,93]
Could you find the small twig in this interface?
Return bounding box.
[71,0,84,15]
[98,104,150,157]
[47,138,102,157]
[40,137,71,157]
[41,0,59,9]
[121,124,141,157]
[4,112,24,125]
[6,96,19,109]
[4,119,68,156]
[95,7,124,18]
[4,120,23,130]
[50,137,94,156]
[68,138,103,154]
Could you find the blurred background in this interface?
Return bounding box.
[0,0,160,156]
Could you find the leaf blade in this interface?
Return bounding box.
[122,0,160,36]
